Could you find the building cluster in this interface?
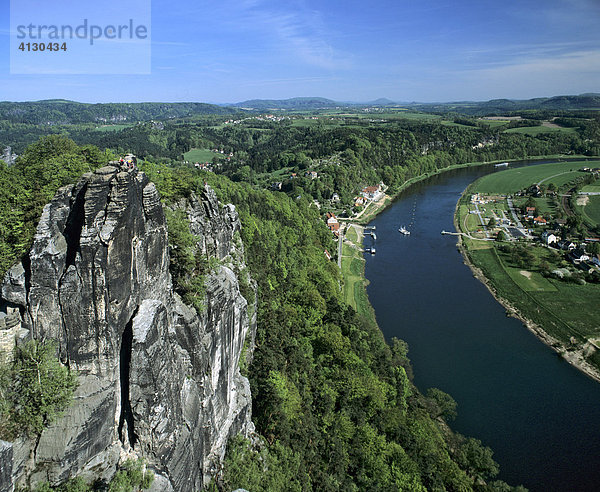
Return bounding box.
[518,202,600,275]
[224,114,288,125]
[354,184,383,208]
[193,162,214,171]
[326,212,340,237]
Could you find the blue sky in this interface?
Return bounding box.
[0,0,599,103]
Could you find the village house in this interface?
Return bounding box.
[525,206,536,218]
[194,162,213,171]
[354,196,367,207]
[570,248,590,264]
[471,193,490,205]
[331,193,340,203]
[361,184,382,201]
[326,213,340,236]
[541,231,558,245]
[558,240,577,251]
[305,171,318,179]
[533,216,547,225]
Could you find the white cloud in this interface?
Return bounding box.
[444,50,600,100]
[223,1,352,70]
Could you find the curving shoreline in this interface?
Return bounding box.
[453,194,600,385]
[352,154,600,383]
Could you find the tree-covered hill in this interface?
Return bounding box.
[143,162,526,491]
[0,136,526,491]
[231,97,338,110]
[0,100,238,125]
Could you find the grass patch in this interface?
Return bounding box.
[581,184,600,193]
[339,226,376,323]
[504,267,557,292]
[504,126,578,135]
[184,148,220,162]
[345,225,358,243]
[93,124,133,132]
[579,195,600,227]
[478,119,510,128]
[470,161,595,194]
[469,247,576,343]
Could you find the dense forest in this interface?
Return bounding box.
[0,136,529,490]
[0,100,237,125]
[2,99,597,489]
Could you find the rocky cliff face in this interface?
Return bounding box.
[1,166,255,491]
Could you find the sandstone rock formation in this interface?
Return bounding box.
[0,166,255,491]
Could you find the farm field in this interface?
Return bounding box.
[504,125,578,135]
[470,160,597,194]
[577,195,600,227]
[458,165,600,373]
[93,124,134,132]
[184,148,219,162]
[513,196,558,216]
[581,183,600,193]
[477,119,511,128]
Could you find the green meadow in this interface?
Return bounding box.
[577,195,600,227]
[504,125,578,135]
[184,148,220,162]
[93,124,134,132]
[470,160,596,194]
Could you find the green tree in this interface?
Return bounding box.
[109,459,154,492]
[426,387,458,421]
[586,242,600,255]
[1,340,78,438]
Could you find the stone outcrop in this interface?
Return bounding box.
[0,166,255,490]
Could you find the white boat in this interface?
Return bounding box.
[398,226,410,235]
[495,162,509,168]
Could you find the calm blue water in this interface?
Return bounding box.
[364,164,600,492]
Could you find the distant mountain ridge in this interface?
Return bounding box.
[231,97,337,110]
[0,100,238,124]
[0,94,598,124]
[231,93,600,112]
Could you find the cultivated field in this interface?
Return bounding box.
[184,148,219,162]
[577,195,600,227]
[504,125,578,136]
[457,162,600,374]
[470,160,597,194]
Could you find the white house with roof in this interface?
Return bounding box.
[541,231,558,245]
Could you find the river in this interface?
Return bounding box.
[363,163,600,492]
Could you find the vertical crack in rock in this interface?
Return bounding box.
[21,253,31,320]
[118,307,138,448]
[63,183,87,269]
[2,172,256,490]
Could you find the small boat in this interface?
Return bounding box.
[495,162,509,168]
[398,226,410,235]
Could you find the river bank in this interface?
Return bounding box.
[341,154,600,384]
[352,154,591,225]
[361,165,600,491]
[453,188,600,385]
